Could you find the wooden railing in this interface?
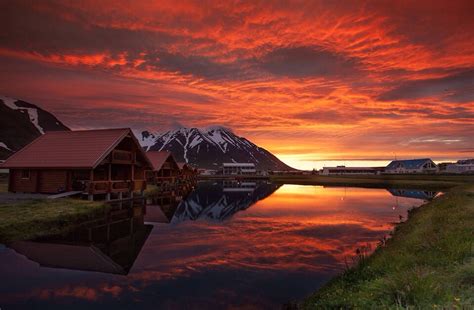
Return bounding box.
[87,180,146,194]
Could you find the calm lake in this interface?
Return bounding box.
[0,181,437,309]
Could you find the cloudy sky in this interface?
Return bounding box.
[1,0,473,169]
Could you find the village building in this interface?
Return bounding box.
[320,166,383,175]
[222,163,256,175]
[437,162,453,172]
[145,151,181,188]
[0,128,152,200]
[384,158,438,174]
[445,161,474,174]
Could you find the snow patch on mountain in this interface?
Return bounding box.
[137,130,157,151]
[0,95,44,134]
[0,142,12,151]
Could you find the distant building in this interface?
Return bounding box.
[445,161,474,174]
[320,166,383,175]
[222,163,256,175]
[384,158,438,174]
[458,159,474,164]
[146,151,180,188]
[437,162,453,172]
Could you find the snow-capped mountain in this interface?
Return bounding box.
[0,96,69,160]
[139,126,293,170]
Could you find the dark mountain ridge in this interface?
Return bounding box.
[0,96,69,160]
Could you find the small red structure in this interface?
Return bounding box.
[145,151,180,189]
[1,128,152,200]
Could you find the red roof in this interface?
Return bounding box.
[147,151,177,171]
[1,128,151,169]
[177,162,193,170]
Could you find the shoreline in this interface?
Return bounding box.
[302,184,474,308]
[270,174,474,190]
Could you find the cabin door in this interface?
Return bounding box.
[38,170,68,193]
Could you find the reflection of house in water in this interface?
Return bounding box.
[146,194,184,223]
[145,183,195,223]
[387,189,439,200]
[10,202,152,275]
[168,181,281,222]
[222,180,257,192]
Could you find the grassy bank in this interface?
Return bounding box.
[0,199,110,243]
[271,174,474,190]
[304,185,474,308]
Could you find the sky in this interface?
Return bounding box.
[0,0,473,169]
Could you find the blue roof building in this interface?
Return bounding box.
[385,158,438,174]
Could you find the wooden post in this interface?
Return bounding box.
[8,170,13,192]
[35,170,40,193]
[130,163,135,198]
[88,169,94,201]
[106,164,112,201]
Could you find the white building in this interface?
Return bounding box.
[222,163,256,175]
[384,158,438,174]
[320,166,382,175]
[446,163,474,174]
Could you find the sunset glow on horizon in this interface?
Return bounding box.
[1,0,473,169]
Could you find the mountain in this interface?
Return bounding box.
[0,95,70,160]
[139,126,293,170]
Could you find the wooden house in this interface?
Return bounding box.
[177,162,197,185]
[384,158,438,174]
[1,128,152,200]
[145,151,180,189]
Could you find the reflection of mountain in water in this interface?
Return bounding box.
[10,202,152,275]
[170,181,281,223]
[387,189,439,200]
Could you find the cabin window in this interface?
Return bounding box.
[21,169,30,179]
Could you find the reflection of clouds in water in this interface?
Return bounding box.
[0,183,429,308]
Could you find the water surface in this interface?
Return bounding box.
[0,181,436,309]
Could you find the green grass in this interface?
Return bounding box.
[144,184,160,197]
[0,199,110,243]
[271,174,474,190]
[303,185,474,309]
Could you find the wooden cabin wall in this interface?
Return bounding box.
[134,166,145,180]
[9,169,68,193]
[37,170,68,193]
[9,169,39,193]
